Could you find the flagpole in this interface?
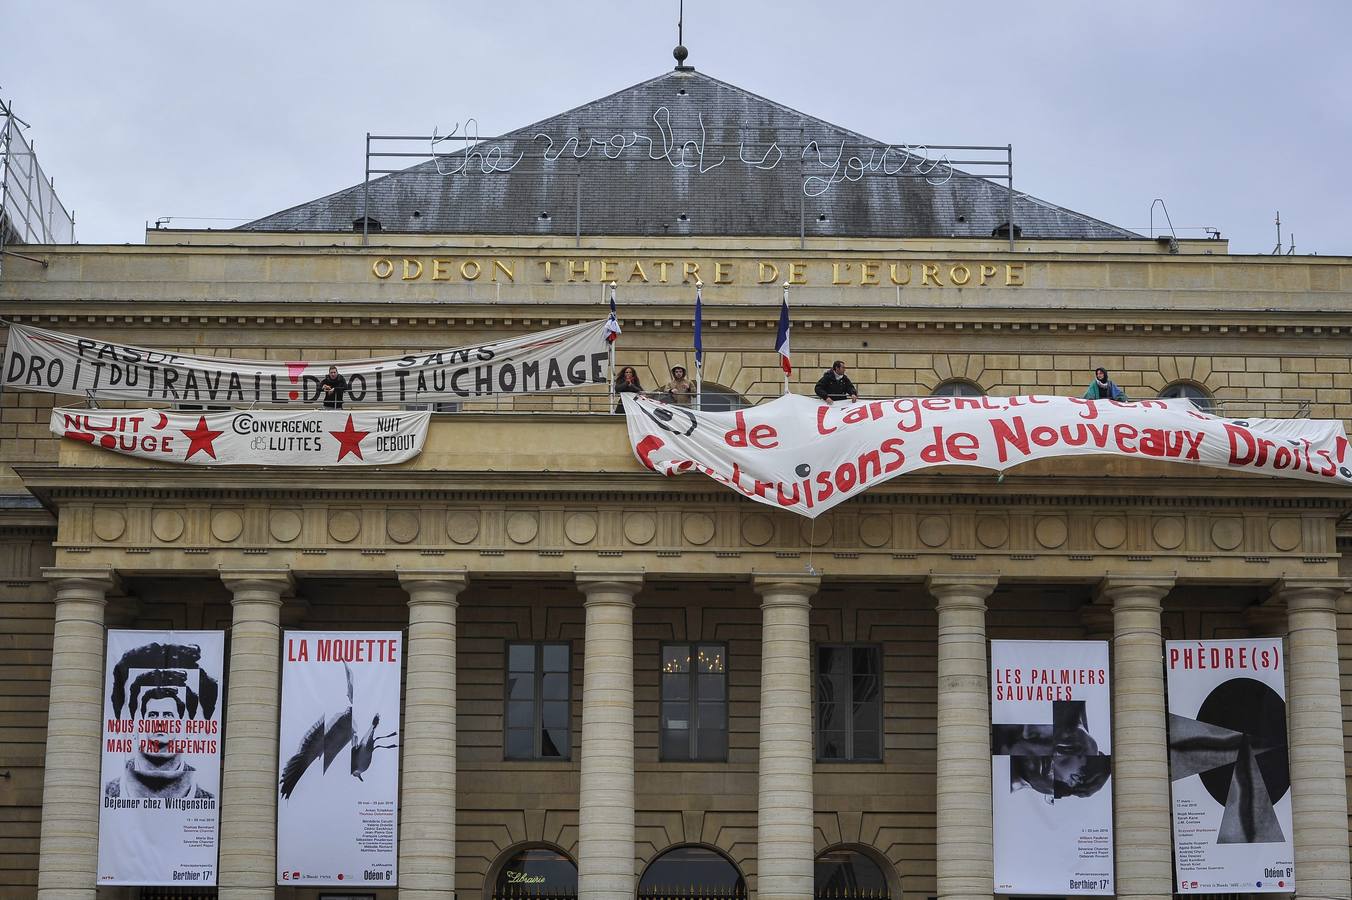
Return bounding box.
[607,282,616,413]
[782,282,791,396]
[694,280,703,412]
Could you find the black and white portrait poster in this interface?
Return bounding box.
[1166,639,1294,893]
[276,631,402,886]
[991,640,1114,895]
[97,630,224,886]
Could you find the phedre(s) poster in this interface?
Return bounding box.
[1166,639,1294,893]
[276,631,402,886]
[97,630,224,886]
[991,640,1114,895]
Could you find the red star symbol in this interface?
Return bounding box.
[328,414,370,462]
[180,416,223,460]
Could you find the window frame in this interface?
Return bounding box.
[930,378,985,398]
[659,641,729,762]
[503,640,572,761]
[813,642,884,763]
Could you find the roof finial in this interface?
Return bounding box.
[673,0,693,71]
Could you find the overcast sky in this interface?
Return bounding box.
[5,0,1350,255]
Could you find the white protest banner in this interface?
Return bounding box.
[277,632,402,887]
[5,319,609,403]
[624,393,1352,518]
[52,408,430,466]
[1166,639,1294,893]
[98,630,224,886]
[991,640,1113,895]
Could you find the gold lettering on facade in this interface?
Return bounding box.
[568,260,590,282]
[949,264,971,286]
[599,260,618,282]
[832,262,851,285]
[458,260,480,280]
[402,258,423,281]
[860,262,880,285]
[491,259,515,282]
[538,260,554,282]
[372,258,394,279]
[714,261,734,284]
[921,263,942,286]
[889,263,911,285]
[628,261,648,282]
[979,264,997,285]
[683,261,701,284]
[656,261,672,283]
[1006,263,1025,286]
[788,262,807,285]
[431,259,452,281]
[758,262,780,284]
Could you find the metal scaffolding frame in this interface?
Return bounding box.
[1,98,75,273]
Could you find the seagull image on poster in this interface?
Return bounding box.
[278,663,398,799]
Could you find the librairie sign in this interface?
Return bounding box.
[623,393,1352,518]
[4,320,608,404]
[53,408,430,466]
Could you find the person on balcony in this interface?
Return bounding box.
[614,365,645,412]
[658,365,694,405]
[815,360,859,404]
[1082,367,1126,402]
[320,366,348,409]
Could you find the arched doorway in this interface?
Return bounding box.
[814,845,896,899]
[489,843,578,899]
[638,844,747,899]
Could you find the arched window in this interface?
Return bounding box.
[692,381,751,412]
[1158,380,1216,413]
[814,845,894,898]
[491,844,577,898]
[931,379,984,398]
[638,845,746,898]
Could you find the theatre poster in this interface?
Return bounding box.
[97,630,224,886]
[991,640,1114,895]
[1166,639,1294,893]
[276,631,402,886]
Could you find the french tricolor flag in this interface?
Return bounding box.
[775,283,792,375]
[605,282,621,343]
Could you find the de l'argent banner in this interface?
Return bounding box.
[5,319,609,403]
[277,631,402,886]
[991,640,1113,895]
[1166,639,1294,893]
[98,630,224,886]
[52,408,430,465]
[623,393,1352,518]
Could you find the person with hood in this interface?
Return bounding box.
[658,365,694,405]
[1083,367,1126,402]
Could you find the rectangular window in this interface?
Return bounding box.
[504,642,571,760]
[815,644,882,762]
[660,642,727,761]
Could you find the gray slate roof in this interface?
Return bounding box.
[241,70,1139,240]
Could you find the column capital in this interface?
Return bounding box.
[398,568,468,605]
[575,571,644,606]
[1095,574,1175,608]
[219,566,293,604]
[1270,577,1351,612]
[926,573,998,608]
[752,573,819,608]
[42,565,119,599]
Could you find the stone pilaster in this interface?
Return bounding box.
[1096,575,1175,900]
[927,574,999,900]
[397,569,467,899]
[576,573,643,900]
[754,575,818,900]
[1272,578,1352,900]
[217,568,292,900]
[36,567,117,900]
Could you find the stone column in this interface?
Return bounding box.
[217,568,292,899]
[927,574,999,900]
[1096,575,1175,900]
[576,573,643,900]
[754,575,819,900]
[397,570,467,899]
[1272,578,1352,900]
[36,567,117,900]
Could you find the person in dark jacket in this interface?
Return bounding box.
[814,361,859,403]
[1082,367,1126,402]
[320,366,348,409]
[614,365,645,412]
